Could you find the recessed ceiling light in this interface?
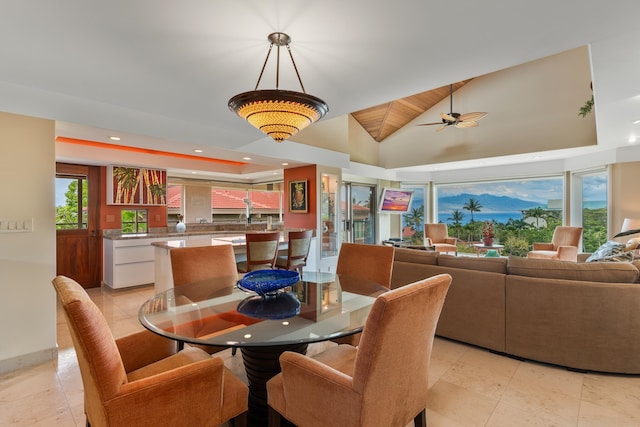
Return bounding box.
[629,136,637,143]
[193,149,203,153]
[281,162,289,166]
[109,136,121,141]
[243,157,252,160]
[634,120,640,124]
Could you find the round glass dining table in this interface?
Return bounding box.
[139,271,387,427]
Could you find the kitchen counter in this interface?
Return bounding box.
[151,233,289,292]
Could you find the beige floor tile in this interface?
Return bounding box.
[500,372,581,424]
[578,399,640,427]
[512,360,585,398]
[487,401,576,427]
[439,360,512,401]
[580,373,640,422]
[428,379,499,427]
[457,346,520,379]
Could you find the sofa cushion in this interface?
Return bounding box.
[437,254,508,274]
[508,257,639,283]
[393,247,438,265]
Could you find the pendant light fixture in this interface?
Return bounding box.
[228,32,329,143]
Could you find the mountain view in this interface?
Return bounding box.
[437,193,543,213]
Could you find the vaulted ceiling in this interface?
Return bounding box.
[351,81,471,142]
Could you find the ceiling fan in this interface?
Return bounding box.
[417,84,488,132]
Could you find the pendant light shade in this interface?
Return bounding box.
[228,33,328,143]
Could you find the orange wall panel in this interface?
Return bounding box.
[283,165,316,230]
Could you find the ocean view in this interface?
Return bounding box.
[437,212,523,226]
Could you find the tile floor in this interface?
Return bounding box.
[2,284,640,426]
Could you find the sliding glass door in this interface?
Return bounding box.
[341,183,376,244]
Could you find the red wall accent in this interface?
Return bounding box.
[98,167,167,230]
[283,165,317,230]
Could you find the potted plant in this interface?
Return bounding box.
[482,221,494,246]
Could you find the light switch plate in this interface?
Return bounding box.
[0,218,33,233]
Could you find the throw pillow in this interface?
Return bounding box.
[585,240,634,263]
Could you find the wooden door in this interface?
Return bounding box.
[56,163,102,288]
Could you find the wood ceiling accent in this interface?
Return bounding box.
[351,80,471,142]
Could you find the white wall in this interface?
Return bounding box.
[0,112,56,373]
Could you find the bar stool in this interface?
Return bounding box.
[275,229,313,273]
[236,231,281,273]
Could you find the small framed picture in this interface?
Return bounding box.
[289,180,308,213]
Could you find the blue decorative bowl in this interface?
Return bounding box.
[237,292,301,320]
[238,269,300,296]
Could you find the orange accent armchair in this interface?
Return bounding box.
[53,275,248,427]
[266,274,452,427]
[527,226,583,262]
[424,223,458,254]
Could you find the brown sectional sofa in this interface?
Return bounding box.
[390,247,640,374]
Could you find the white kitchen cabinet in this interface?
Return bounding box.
[103,236,183,289]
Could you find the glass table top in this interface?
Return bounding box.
[139,272,387,348]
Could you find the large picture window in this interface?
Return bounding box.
[435,177,564,256]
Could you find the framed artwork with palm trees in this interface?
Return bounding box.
[107,166,167,205]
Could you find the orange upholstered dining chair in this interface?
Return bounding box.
[266,273,452,427]
[335,242,395,287]
[52,275,248,427]
[331,242,395,346]
[236,231,281,273]
[424,223,458,254]
[275,229,313,273]
[527,226,583,262]
[170,244,240,355]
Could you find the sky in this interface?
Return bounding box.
[436,174,607,204]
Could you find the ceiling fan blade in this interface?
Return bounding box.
[416,122,444,126]
[440,112,456,122]
[456,120,479,129]
[436,124,448,132]
[459,112,488,122]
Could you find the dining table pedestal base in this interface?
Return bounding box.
[241,343,308,427]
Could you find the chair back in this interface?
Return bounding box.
[170,244,238,299]
[244,231,280,271]
[52,276,127,416]
[283,229,313,269]
[353,274,451,425]
[425,223,449,243]
[336,242,395,288]
[552,226,583,249]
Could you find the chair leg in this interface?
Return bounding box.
[231,411,247,427]
[414,408,427,427]
[268,406,283,427]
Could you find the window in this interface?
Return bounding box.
[401,185,426,245]
[55,175,88,230]
[166,180,284,225]
[121,209,148,234]
[572,169,608,252]
[434,177,564,256]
